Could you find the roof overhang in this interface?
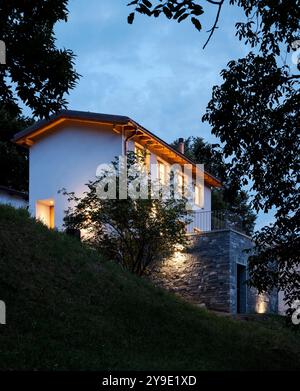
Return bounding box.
[13,110,222,188]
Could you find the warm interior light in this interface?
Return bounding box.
[256,293,268,314]
[36,199,55,229]
[158,161,166,184]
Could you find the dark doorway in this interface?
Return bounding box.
[237,264,247,313]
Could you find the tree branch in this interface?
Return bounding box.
[206,0,223,5]
[203,0,225,49]
[287,74,300,80]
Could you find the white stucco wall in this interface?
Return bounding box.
[0,190,28,209]
[29,124,123,229]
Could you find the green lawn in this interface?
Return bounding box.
[0,205,299,370]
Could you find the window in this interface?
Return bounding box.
[36,199,55,229]
[195,185,201,206]
[158,161,166,184]
[135,145,144,161]
[177,173,184,196]
[135,145,150,172]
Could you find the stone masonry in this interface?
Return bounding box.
[151,229,278,314]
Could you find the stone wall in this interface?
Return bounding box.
[150,229,278,314]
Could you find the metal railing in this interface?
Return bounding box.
[187,210,245,234]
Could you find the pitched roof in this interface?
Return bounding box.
[13,110,222,188]
[13,110,129,142]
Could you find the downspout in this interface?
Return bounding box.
[124,126,138,155]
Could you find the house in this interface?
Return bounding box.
[13,110,278,315]
[13,110,220,230]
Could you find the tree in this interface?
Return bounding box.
[0,108,33,191]
[63,153,191,276]
[0,0,79,119]
[171,137,225,179]
[204,53,300,318]
[126,1,300,316]
[127,1,300,51]
[0,141,28,192]
[0,1,79,191]
[171,137,256,235]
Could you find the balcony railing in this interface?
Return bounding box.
[187,210,245,234]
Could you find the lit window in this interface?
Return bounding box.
[177,173,184,196]
[145,152,150,172]
[158,161,166,184]
[135,146,144,161]
[195,185,202,206]
[135,145,150,172]
[36,199,55,229]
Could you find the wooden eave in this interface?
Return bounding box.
[14,114,222,188]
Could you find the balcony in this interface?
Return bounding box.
[187,210,246,235]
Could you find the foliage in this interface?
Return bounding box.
[127,0,300,318]
[0,107,33,191]
[0,106,33,142]
[1,204,300,370]
[0,141,28,192]
[127,0,218,48]
[171,136,225,179]
[127,0,300,50]
[171,136,256,235]
[63,153,191,276]
[0,0,79,119]
[0,1,79,191]
[127,0,204,31]
[203,53,299,314]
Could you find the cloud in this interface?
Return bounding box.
[55,0,247,143]
[53,0,275,228]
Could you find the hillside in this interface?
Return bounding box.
[0,205,299,370]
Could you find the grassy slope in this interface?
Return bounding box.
[0,205,299,370]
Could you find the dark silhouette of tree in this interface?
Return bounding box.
[127,1,300,55]
[0,1,79,191]
[204,53,300,318]
[127,1,300,317]
[0,0,79,119]
[0,108,33,191]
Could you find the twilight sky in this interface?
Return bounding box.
[54,0,274,229]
